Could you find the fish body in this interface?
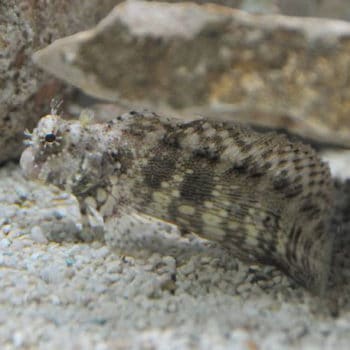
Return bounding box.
[20,110,333,292]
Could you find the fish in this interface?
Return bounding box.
[20,109,334,293]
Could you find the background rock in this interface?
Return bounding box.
[2,0,350,164]
[33,1,350,147]
[0,0,119,164]
[279,0,350,20]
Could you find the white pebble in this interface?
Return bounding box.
[106,261,123,274]
[50,294,61,305]
[0,238,11,248]
[180,260,196,275]
[11,239,33,251]
[15,186,28,200]
[0,218,9,226]
[104,273,120,284]
[97,188,107,203]
[167,301,177,313]
[8,230,25,239]
[30,252,45,260]
[30,226,48,244]
[2,225,11,235]
[40,264,66,284]
[12,331,24,347]
[231,328,251,344]
[92,246,110,259]
[236,283,252,294]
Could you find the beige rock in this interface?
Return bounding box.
[0,0,119,164]
[280,0,350,21]
[33,1,350,147]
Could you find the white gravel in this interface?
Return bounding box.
[0,162,349,349]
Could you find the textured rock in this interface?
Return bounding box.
[0,163,82,243]
[33,1,350,146]
[0,0,118,164]
[280,0,350,20]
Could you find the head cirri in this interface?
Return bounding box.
[20,113,104,195]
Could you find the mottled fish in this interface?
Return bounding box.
[20,110,334,293]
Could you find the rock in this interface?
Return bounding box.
[33,1,350,147]
[321,150,350,180]
[280,0,350,21]
[0,164,82,243]
[0,0,119,164]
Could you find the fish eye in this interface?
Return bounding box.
[45,133,56,143]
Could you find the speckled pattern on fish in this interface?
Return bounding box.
[20,110,334,293]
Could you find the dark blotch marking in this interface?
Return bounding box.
[142,155,176,189]
[257,234,277,255]
[263,213,280,231]
[226,156,266,177]
[295,164,306,171]
[289,225,302,261]
[318,179,325,186]
[240,143,253,153]
[178,119,204,131]
[106,120,116,128]
[278,159,288,166]
[309,170,323,178]
[300,199,322,218]
[273,173,303,197]
[227,203,249,220]
[303,239,312,255]
[284,184,303,198]
[192,147,219,161]
[235,138,247,149]
[264,161,272,171]
[309,162,318,169]
[300,196,315,213]
[167,200,180,223]
[228,163,248,175]
[226,156,253,175]
[273,175,291,190]
[180,166,214,203]
[162,132,180,148]
[248,164,265,177]
[261,148,274,159]
[286,223,299,263]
